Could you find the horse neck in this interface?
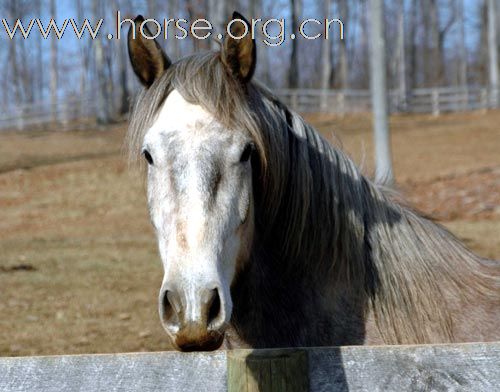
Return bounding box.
[253,109,497,344]
[255,111,371,281]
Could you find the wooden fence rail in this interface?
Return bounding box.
[0,97,97,132]
[0,86,499,132]
[277,86,500,115]
[0,342,498,391]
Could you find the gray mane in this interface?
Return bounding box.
[127,51,499,345]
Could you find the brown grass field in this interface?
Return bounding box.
[0,111,499,357]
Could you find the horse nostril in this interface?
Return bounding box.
[207,288,221,327]
[161,290,180,329]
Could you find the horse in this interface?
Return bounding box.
[125,13,499,352]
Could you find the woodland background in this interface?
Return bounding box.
[1,0,498,123]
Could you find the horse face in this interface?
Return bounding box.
[142,90,254,351]
[127,12,257,351]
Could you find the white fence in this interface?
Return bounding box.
[278,86,499,115]
[0,86,498,132]
[0,97,96,131]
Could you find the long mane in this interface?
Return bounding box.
[127,51,499,344]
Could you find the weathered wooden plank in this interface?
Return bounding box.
[309,343,500,392]
[0,343,498,392]
[0,351,227,392]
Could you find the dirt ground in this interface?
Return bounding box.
[0,111,499,357]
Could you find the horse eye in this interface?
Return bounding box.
[143,149,154,165]
[240,143,254,163]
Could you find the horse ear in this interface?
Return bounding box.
[221,12,256,83]
[127,15,171,87]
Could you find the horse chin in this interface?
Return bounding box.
[173,331,225,352]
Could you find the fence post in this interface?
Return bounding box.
[493,86,500,110]
[291,91,298,112]
[480,88,488,113]
[463,87,469,111]
[337,92,345,117]
[16,107,24,131]
[432,89,440,116]
[320,90,329,112]
[61,101,69,130]
[227,349,309,392]
[398,89,407,112]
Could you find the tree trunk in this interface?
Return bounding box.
[111,0,129,116]
[35,0,43,102]
[147,0,157,18]
[428,0,441,86]
[408,0,418,89]
[356,0,370,89]
[397,0,407,108]
[8,28,21,105]
[50,0,58,122]
[20,35,34,104]
[208,0,225,50]
[320,0,332,109]
[457,0,468,87]
[77,0,89,106]
[338,0,348,89]
[288,0,302,88]
[488,0,499,107]
[370,0,393,184]
[93,0,110,125]
[168,0,180,57]
[225,0,235,21]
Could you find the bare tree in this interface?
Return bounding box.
[397,0,407,108]
[337,0,349,89]
[19,31,34,104]
[424,0,457,86]
[111,0,129,116]
[225,0,236,19]
[457,0,468,87]
[50,0,58,121]
[320,0,333,101]
[255,0,272,86]
[93,0,110,124]
[186,0,210,51]
[427,0,441,85]
[34,0,43,102]
[353,0,370,89]
[477,2,489,86]
[147,0,157,19]
[488,0,499,107]
[77,0,91,100]
[1,0,498,121]
[6,1,22,105]
[288,0,302,88]
[370,0,393,183]
[208,0,225,50]
[407,0,419,89]
[168,0,180,58]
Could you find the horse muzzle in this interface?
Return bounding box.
[159,284,228,351]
